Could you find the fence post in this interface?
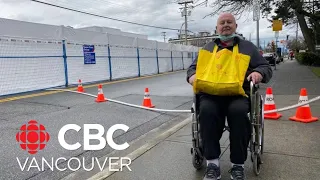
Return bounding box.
[156,49,159,74]
[171,51,173,72]
[108,44,112,81]
[192,51,194,62]
[62,40,68,87]
[181,51,184,70]
[191,51,194,67]
[137,47,141,77]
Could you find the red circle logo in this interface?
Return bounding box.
[16,120,50,154]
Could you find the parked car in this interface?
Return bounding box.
[262,53,280,65]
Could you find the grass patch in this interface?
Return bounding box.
[311,66,320,77]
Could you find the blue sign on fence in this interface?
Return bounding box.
[83,45,96,64]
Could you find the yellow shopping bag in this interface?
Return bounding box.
[193,44,250,97]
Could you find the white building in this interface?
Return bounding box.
[77,26,148,39]
[0,17,148,41]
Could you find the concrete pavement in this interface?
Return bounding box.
[93,59,320,180]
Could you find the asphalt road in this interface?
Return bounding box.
[0,71,194,180]
[1,59,319,180]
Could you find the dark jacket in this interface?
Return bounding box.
[187,36,273,95]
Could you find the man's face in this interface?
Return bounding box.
[216,13,237,36]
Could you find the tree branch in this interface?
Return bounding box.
[203,0,252,19]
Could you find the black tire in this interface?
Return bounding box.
[251,151,254,162]
[261,126,264,155]
[260,95,264,155]
[252,95,264,176]
[253,153,262,176]
[192,150,204,170]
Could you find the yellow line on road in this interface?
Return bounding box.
[0,70,185,103]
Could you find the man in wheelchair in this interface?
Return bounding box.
[186,13,272,180]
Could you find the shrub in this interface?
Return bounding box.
[296,52,320,66]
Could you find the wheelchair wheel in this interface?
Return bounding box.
[260,95,264,155]
[252,94,264,176]
[192,148,204,170]
[191,104,204,170]
[253,153,262,175]
[255,93,264,155]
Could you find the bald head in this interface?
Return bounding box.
[216,12,237,36]
[217,13,236,22]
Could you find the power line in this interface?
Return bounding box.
[30,0,181,31]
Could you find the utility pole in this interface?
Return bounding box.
[161,32,166,42]
[178,1,193,45]
[257,21,260,49]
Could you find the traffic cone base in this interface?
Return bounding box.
[265,113,282,120]
[289,115,318,123]
[95,96,107,103]
[143,101,155,108]
[78,86,85,93]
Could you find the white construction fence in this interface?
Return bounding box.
[0,34,199,96]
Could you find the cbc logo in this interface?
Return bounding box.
[16,120,50,154]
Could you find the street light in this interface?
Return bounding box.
[253,0,260,48]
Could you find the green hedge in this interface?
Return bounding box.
[296,52,320,66]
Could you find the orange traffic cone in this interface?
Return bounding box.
[95,84,107,103]
[77,79,85,92]
[289,88,318,123]
[264,87,282,120]
[142,88,155,108]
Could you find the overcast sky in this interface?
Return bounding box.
[0,0,302,48]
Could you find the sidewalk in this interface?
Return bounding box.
[102,60,320,180]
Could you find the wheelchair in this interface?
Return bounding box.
[190,81,264,176]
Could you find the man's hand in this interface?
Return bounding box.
[188,74,196,85]
[247,72,262,84]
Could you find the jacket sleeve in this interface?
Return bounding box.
[250,47,273,83]
[186,54,198,83]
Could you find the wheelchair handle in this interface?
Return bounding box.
[250,81,259,98]
[250,81,259,89]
